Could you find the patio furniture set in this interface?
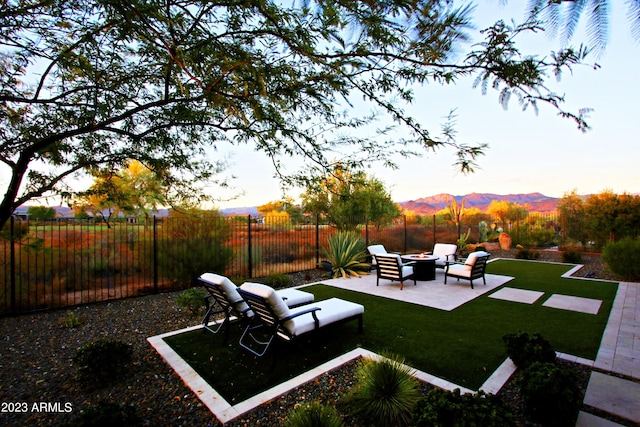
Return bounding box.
[367,243,491,290]
[198,273,364,357]
[197,244,488,357]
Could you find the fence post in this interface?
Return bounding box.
[365,217,369,247]
[403,215,407,253]
[432,214,436,245]
[315,213,320,267]
[153,216,158,294]
[10,216,16,315]
[247,215,253,278]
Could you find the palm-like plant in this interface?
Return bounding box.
[324,231,369,278]
[342,352,421,427]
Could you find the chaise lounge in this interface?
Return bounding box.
[198,273,314,336]
[237,282,364,356]
[444,251,491,289]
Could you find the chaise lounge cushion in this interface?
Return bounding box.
[200,272,249,312]
[286,298,365,336]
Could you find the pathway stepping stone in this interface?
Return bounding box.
[488,287,544,304]
[542,294,602,315]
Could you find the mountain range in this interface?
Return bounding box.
[398,192,560,215]
[219,192,561,216]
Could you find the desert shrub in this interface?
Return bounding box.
[502,331,556,369]
[515,248,539,260]
[602,237,640,280]
[412,388,515,427]
[519,362,581,426]
[561,249,583,264]
[63,400,141,427]
[342,353,420,426]
[323,231,369,278]
[284,401,344,427]
[72,338,133,385]
[59,310,81,328]
[157,212,233,286]
[264,272,291,288]
[176,287,206,316]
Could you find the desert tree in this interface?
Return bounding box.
[301,164,401,230]
[0,0,596,229]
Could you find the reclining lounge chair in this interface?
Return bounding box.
[237,282,364,357]
[373,253,416,290]
[444,251,490,289]
[198,273,314,336]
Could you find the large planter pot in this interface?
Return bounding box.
[499,233,512,250]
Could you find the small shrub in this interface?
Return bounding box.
[342,353,420,426]
[502,331,556,369]
[515,248,539,260]
[63,400,141,427]
[412,388,516,427]
[176,287,206,316]
[519,362,581,427]
[284,401,344,427]
[602,237,640,280]
[561,249,583,264]
[72,338,133,385]
[60,310,81,328]
[264,272,291,288]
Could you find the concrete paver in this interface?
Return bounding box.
[583,371,640,424]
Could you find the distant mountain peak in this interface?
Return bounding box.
[399,192,558,215]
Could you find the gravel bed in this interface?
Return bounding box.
[0,252,619,426]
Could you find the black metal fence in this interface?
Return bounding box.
[0,212,560,316]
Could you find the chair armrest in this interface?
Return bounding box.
[281,306,321,322]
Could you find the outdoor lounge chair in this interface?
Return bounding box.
[444,251,490,289]
[198,273,314,336]
[432,243,458,269]
[373,253,416,290]
[237,282,364,357]
[367,244,400,269]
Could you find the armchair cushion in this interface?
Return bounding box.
[433,243,458,268]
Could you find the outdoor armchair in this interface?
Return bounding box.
[198,273,314,337]
[367,244,400,269]
[432,243,458,269]
[373,253,416,290]
[237,282,364,357]
[444,251,491,289]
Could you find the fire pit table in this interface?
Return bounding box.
[400,254,439,281]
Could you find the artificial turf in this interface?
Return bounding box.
[162,259,619,404]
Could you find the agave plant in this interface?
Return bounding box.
[342,352,420,427]
[324,231,370,278]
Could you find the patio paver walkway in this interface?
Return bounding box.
[576,281,640,426]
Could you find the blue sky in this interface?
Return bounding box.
[218,2,640,209]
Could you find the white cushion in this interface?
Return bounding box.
[240,282,291,320]
[401,265,414,277]
[433,243,457,258]
[465,251,489,266]
[275,288,315,307]
[368,244,387,265]
[285,298,364,336]
[199,273,249,312]
[447,264,472,278]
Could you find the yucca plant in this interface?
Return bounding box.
[284,401,344,427]
[323,231,369,278]
[342,352,421,427]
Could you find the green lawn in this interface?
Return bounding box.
[163,260,618,403]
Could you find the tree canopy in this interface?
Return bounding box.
[0,0,597,228]
[301,164,401,230]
